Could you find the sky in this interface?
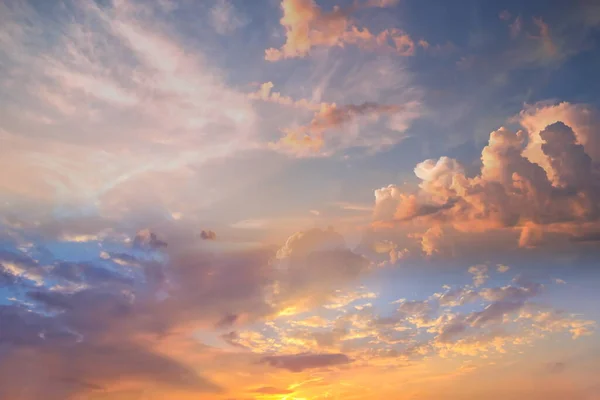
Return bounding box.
[1,0,600,399]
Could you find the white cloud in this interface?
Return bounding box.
[468,265,489,287]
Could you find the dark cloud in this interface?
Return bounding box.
[215,314,238,329]
[261,353,352,372]
[200,230,217,240]
[1,219,372,398]
[133,229,168,249]
[51,261,134,286]
[466,301,525,327]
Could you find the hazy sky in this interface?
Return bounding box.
[1,0,600,399]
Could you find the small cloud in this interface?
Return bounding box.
[200,230,217,240]
[310,210,320,216]
[133,229,167,249]
[497,264,510,273]
[468,265,489,287]
[554,278,567,285]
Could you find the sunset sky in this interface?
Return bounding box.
[1,0,600,399]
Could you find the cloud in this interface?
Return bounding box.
[270,227,371,312]
[364,0,400,7]
[210,0,248,35]
[435,287,479,307]
[133,229,168,249]
[509,15,523,39]
[265,0,422,61]
[232,267,594,367]
[200,230,217,240]
[497,264,510,273]
[372,103,600,254]
[531,17,556,56]
[248,81,328,111]
[0,285,222,399]
[0,0,257,209]
[519,102,600,174]
[271,100,421,157]
[0,220,377,396]
[261,352,352,372]
[468,265,489,287]
[0,220,272,397]
[521,307,596,339]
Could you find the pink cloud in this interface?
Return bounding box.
[373,103,600,254]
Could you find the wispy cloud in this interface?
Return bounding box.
[210,0,248,35]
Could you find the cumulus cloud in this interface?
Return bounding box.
[519,102,600,175]
[265,0,424,61]
[373,103,600,254]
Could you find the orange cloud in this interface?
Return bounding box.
[271,101,420,156]
[265,0,421,61]
[373,103,600,254]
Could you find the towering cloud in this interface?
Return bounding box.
[373,103,600,253]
